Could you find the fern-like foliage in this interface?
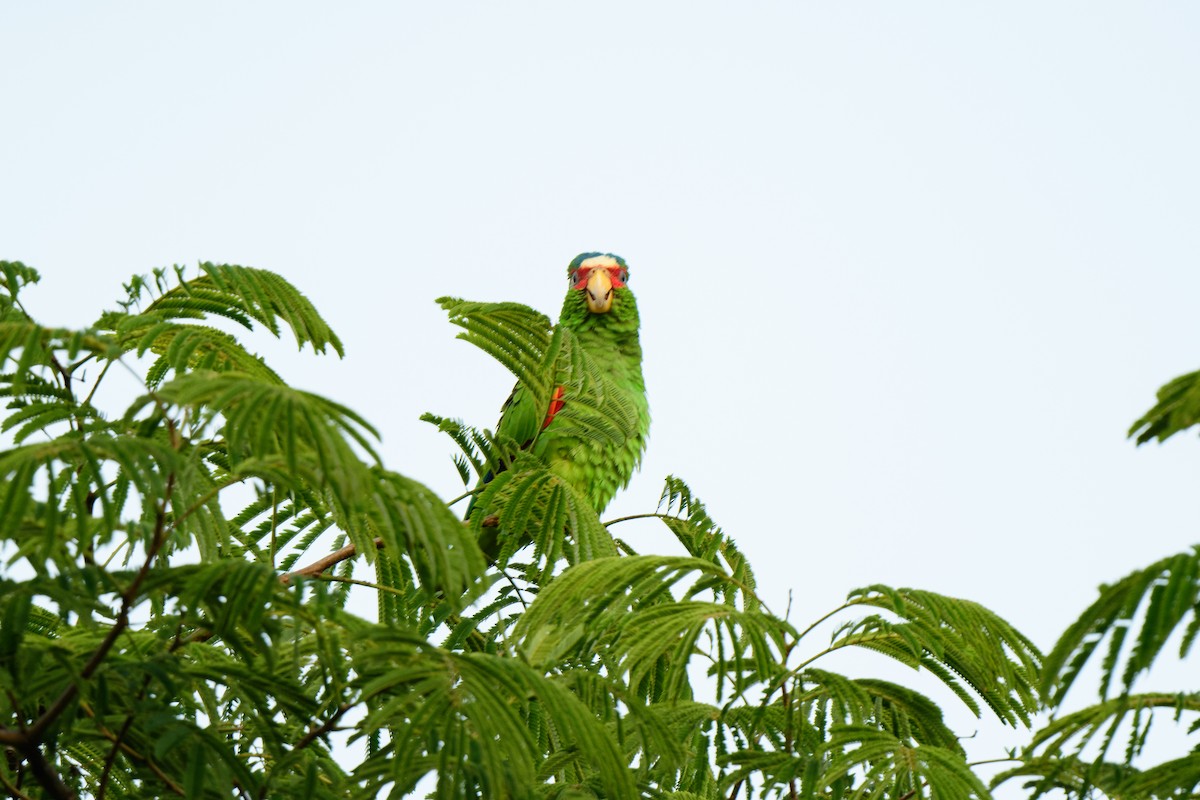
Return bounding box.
[419,289,1049,799]
[1129,367,1200,444]
[728,724,982,800]
[513,555,790,702]
[96,262,342,389]
[468,452,619,576]
[352,626,637,799]
[837,586,1041,727]
[1043,548,1200,705]
[113,262,344,352]
[648,476,760,613]
[2,263,1048,800]
[1006,551,1200,798]
[436,297,552,397]
[0,263,484,798]
[998,364,1200,800]
[711,584,1041,800]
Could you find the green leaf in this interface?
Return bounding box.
[514,556,787,702]
[149,263,345,356]
[112,314,285,386]
[1130,368,1200,444]
[818,726,991,799]
[655,475,759,612]
[1043,546,1200,704]
[840,586,1043,727]
[361,468,487,608]
[471,454,618,576]
[436,297,554,407]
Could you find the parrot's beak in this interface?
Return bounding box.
[585,269,614,314]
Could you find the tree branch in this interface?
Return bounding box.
[80,704,184,797]
[292,703,352,754]
[0,764,33,800]
[0,472,178,796]
[280,515,496,585]
[13,742,73,800]
[279,538,384,585]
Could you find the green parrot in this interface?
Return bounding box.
[476,252,649,557]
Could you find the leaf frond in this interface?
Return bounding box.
[1042,546,1200,706]
[841,585,1043,727]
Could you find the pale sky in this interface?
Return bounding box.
[4,4,1200,795]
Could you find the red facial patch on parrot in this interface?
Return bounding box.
[543,386,565,429]
[569,266,628,290]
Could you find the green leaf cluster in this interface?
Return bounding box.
[997,366,1200,799]
[0,261,1045,799]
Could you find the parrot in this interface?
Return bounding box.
[475,252,649,558]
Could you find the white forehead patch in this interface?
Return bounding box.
[579,255,620,269]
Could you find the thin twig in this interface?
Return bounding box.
[78,358,112,410]
[279,538,385,584]
[968,756,1020,767]
[291,704,352,754]
[0,470,178,800]
[309,574,419,598]
[780,674,798,800]
[168,475,245,533]
[95,623,190,799]
[79,704,185,797]
[29,475,174,741]
[96,710,138,799]
[601,512,665,527]
[445,487,479,508]
[0,763,32,800]
[500,568,530,611]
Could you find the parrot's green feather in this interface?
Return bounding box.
[495,383,542,450]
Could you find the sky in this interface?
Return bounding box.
[3,3,1200,794]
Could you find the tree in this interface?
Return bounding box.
[995,370,1200,799]
[0,262,1040,799]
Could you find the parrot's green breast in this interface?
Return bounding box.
[533,277,648,512]
[486,253,648,525]
[538,283,647,511]
[473,253,648,562]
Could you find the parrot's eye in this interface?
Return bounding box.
[570,268,590,289]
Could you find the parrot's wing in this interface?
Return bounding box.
[495,382,543,451]
[467,381,545,535]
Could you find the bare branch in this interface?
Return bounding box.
[280,538,384,585]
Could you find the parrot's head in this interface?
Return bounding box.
[567,253,630,315]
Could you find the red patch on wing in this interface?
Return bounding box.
[543,386,565,429]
